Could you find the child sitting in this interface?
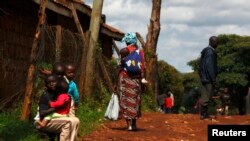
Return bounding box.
[36,79,71,128]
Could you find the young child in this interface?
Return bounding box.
[220,87,231,115]
[119,46,148,84]
[165,93,173,114]
[39,62,66,78]
[64,63,79,117]
[40,62,79,116]
[36,79,71,128]
[34,74,58,123]
[216,104,223,116]
[194,96,203,114]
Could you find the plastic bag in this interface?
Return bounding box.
[104,93,119,120]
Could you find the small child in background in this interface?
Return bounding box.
[35,76,71,129]
[216,104,223,116]
[39,62,66,79]
[165,93,173,114]
[220,87,231,115]
[194,97,203,114]
[64,63,79,117]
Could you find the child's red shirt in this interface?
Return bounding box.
[165,97,173,108]
[50,93,70,115]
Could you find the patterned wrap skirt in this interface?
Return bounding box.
[118,72,142,119]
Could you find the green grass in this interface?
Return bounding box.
[0,110,43,141]
[141,92,157,112]
[76,101,106,137]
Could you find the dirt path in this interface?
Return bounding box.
[81,112,250,141]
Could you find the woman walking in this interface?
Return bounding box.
[118,32,145,131]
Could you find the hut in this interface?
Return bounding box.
[0,0,124,107]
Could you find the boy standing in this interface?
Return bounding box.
[64,63,79,117]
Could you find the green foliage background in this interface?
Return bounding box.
[157,60,184,112]
[186,34,250,114]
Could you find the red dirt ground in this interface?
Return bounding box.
[81,112,250,141]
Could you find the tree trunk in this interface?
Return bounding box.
[21,0,46,121]
[145,0,161,95]
[84,0,104,98]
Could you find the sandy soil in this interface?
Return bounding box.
[81,112,250,141]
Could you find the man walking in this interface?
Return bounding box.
[199,36,218,120]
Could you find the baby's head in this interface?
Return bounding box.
[119,47,129,59]
[56,79,69,94]
[52,62,65,78]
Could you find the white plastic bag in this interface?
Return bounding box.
[104,93,119,120]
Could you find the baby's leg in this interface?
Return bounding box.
[40,120,49,127]
[35,120,49,129]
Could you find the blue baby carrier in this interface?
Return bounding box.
[123,49,142,76]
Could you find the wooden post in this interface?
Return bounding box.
[55,25,62,62]
[145,0,161,95]
[21,0,46,121]
[97,54,114,93]
[136,32,146,50]
[78,31,90,101]
[112,39,120,55]
[84,0,104,97]
[70,3,87,101]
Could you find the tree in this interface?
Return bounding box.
[216,34,250,88]
[182,72,201,113]
[182,72,201,91]
[145,0,162,96]
[84,0,104,98]
[21,0,46,121]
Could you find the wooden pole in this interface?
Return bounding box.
[136,32,146,50]
[97,54,114,93]
[70,3,87,101]
[145,0,161,95]
[21,0,46,121]
[84,0,104,97]
[112,39,120,55]
[55,25,62,62]
[78,31,90,101]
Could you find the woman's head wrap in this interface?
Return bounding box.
[122,32,137,45]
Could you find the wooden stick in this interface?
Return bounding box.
[21,0,46,121]
[98,54,114,93]
[136,32,146,50]
[112,39,120,56]
[55,25,62,62]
